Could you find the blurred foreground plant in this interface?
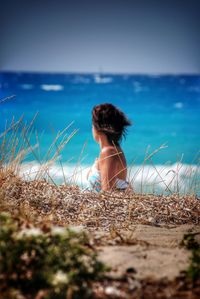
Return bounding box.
[181,232,200,282]
[0,212,107,299]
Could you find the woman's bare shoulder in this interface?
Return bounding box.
[101,146,116,154]
[100,146,122,163]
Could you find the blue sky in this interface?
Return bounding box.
[0,0,200,74]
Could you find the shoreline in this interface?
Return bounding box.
[17,160,200,197]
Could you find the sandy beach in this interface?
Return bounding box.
[0,170,200,298]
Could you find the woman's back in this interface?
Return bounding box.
[99,145,127,190]
[100,145,127,179]
[86,103,131,192]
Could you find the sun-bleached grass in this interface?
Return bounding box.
[0,95,199,198]
[125,145,200,197]
[0,110,79,186]
[1,97,199,299]
[0,119,199,197]
[0,110,199,230]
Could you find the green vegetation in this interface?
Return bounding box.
[0,212,107,299]
[182,232,200,282]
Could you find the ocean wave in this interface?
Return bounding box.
[132,81,149,93]
[72,76,91,84]
[128,163,199,194]
[18,161,90,187]
[188,86,200,93]
[173,102,183,109]
[94,74,113,84]
[19,161,200,195]
[20,84,34,90]
[40,84,64,91]
[133,81,143,93]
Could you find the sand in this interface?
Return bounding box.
[0,171,200,298]
[97,224,199,280]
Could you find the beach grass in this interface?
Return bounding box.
[1,102,199,196]
[0,112,199,228]
[0,101,200,298]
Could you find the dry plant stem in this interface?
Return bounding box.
[0,114,24,139]
[141,145,151,194]
[188,158,200,195]
[12,113,39,168]
[175,154,184,194]
[1,110,199,198]
[0,94,16,104]
[0,112,38,173]
[149,158,173,194]
[144,143,168,162]
[127,154,140,182]
[43,121,75,162]
[21,120,78,185]
[22,131,57,185]
[50,125,72,186]
[71,140,87,186]
[35,129,45,161]
[180,151,200,195]
[112,142,124,169]
[165,170,177,193]
[0,116,25,171]
[1,164,199,229]
[128,143,169,193]
[50,129,79,163]
[145,163,169,193]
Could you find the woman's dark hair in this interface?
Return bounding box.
[92,103,131,145]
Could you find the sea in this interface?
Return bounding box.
[0,72,199,195]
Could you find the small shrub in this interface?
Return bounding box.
[0,212,107,299]
[181,233,200,282]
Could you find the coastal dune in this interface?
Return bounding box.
[0,169,200,297]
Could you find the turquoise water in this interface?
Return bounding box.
[1,72,199,164]
[0,72,199,194]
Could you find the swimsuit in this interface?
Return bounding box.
[86,163,129,192]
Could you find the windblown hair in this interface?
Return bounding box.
[92,103,131,145]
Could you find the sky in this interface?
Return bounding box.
[0,0,200,74]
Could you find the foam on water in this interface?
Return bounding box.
[40,84,64,91]
[94,74,113,84]
[21,84,34,90]
[72,75,91,84]
[174,102,183,109]
[18,161,200,196]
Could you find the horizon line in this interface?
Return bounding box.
[1,70,200,76]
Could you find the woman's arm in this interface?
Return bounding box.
[99,149,117,191]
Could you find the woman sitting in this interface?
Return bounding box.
[87,103,131,192]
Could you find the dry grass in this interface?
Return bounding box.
[1,100,200,299]
[1,95,200,194]
[0,170,199,232]
[0,100,199,231]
